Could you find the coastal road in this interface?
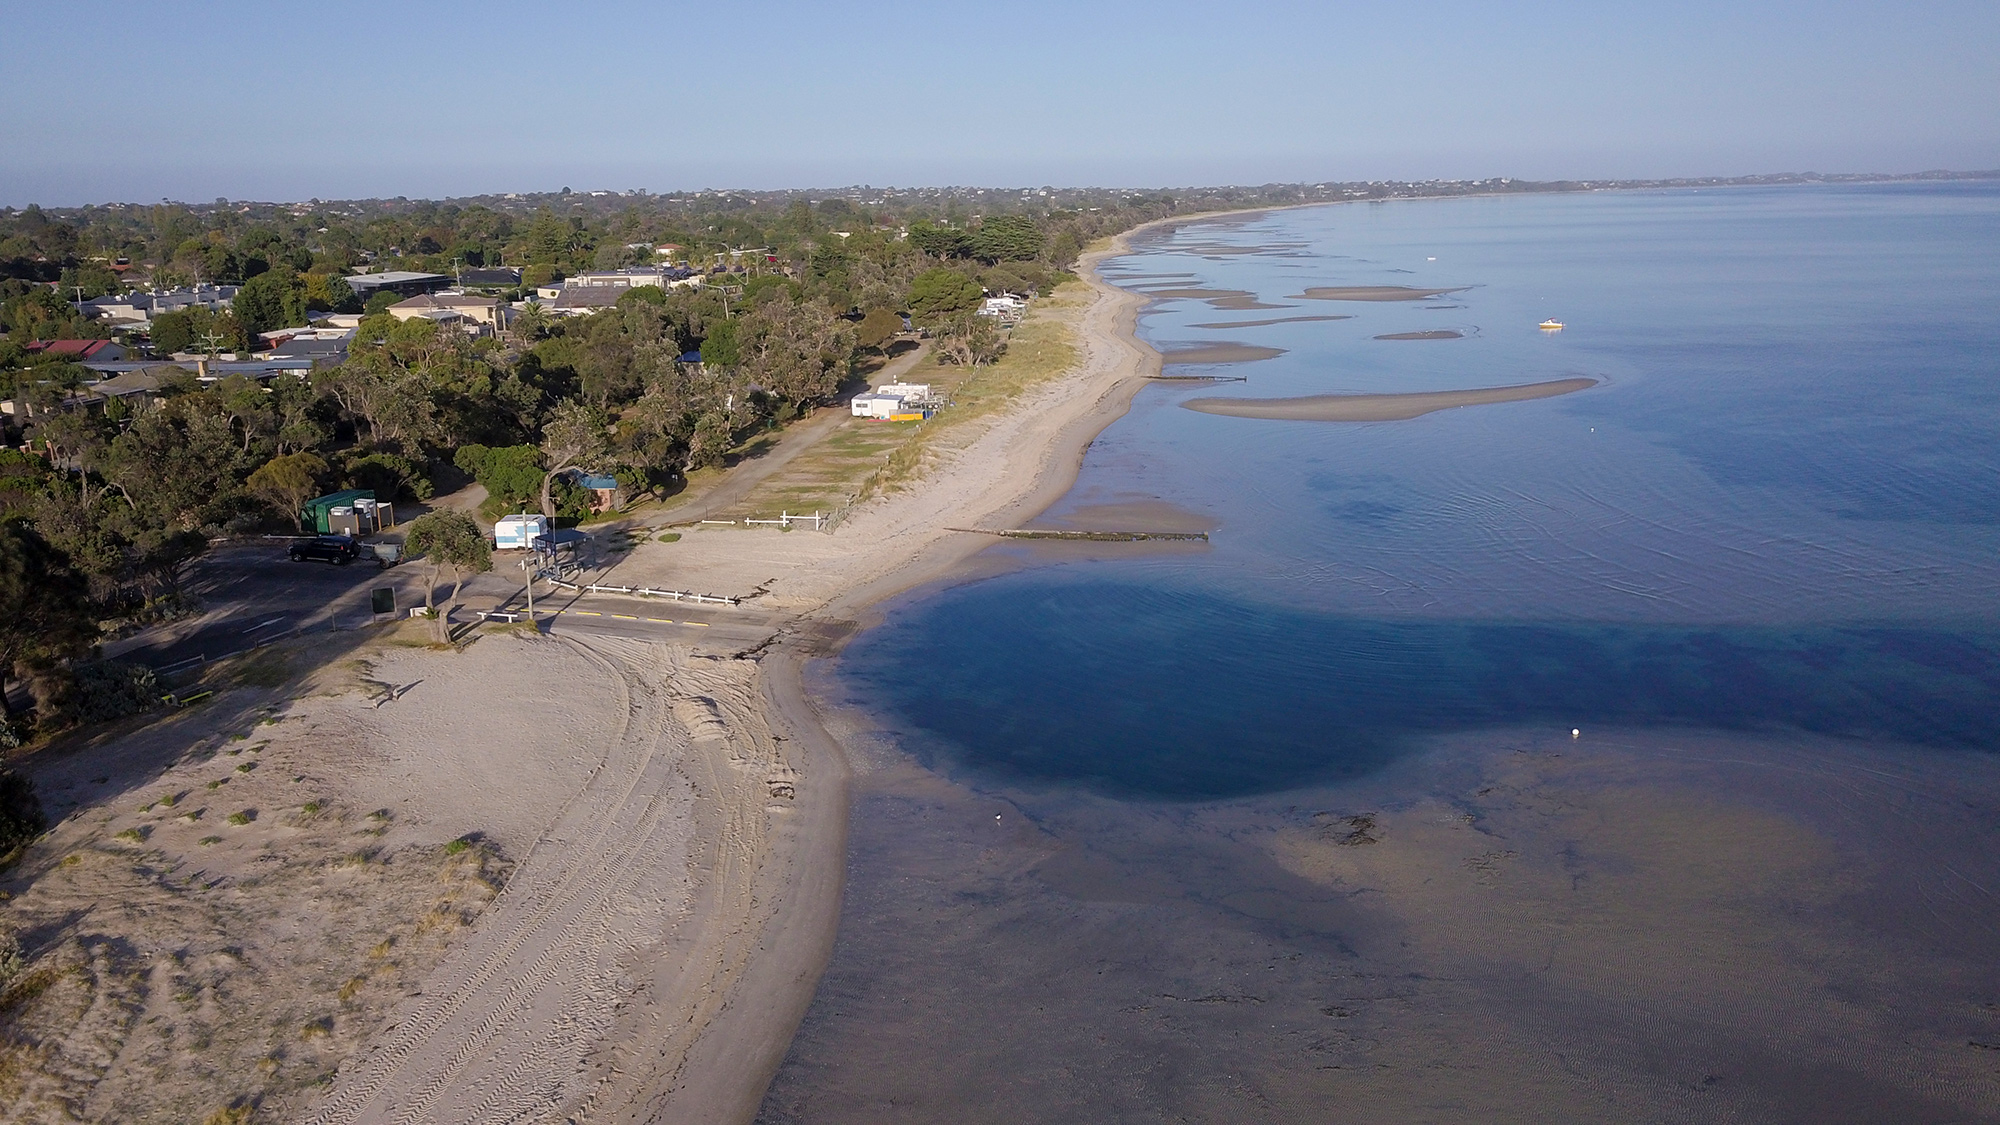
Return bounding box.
[538,599,786,656]
[104,541,433,672]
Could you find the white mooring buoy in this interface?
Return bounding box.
[1572,728,1581,740]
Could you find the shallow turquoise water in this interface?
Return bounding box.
[838,183,2000,797]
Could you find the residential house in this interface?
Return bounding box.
[563,267,701,291]
[558,470,623,513]
[81,285,238,329]
[343,270,449,301]
[386,292,510,334]
[544,286,625,316]
[457,266,522,289]
[25,339,128,362]
[254,325,355,364]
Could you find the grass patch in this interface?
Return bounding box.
[113,827,149,843]
[226,811,254,826]
[202,1103,256,1125]
[301,801,321,814]
[656,531,681,543]
[199,836,222,846]
[723,285,1087,519]
[233,651,294,689]
[207,779,226,790]
[299,1017,332,1040]
[1,963,63,1017]
[337,974,367,1003]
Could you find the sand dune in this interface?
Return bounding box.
[1183,376,1598,421]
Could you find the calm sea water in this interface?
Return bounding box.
[759,183,2000,1124]
[837,183,2000,798]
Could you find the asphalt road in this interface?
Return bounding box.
[105,541,434,671]
[105,541,785,673]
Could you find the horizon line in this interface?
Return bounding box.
[6,167,1998,215]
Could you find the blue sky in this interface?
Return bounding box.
[3,0,1995,205]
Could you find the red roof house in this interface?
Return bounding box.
[24,339,128,361]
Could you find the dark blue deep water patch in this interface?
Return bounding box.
[839,578,2000,800]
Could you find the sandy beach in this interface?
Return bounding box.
[546,224,1174,1122]
[0,209,1217,1123]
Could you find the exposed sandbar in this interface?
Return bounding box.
[1373,330,1463,341]
[1138,286,1294,311]
[1290,285,1470,301]
[1191,314,1352,329]
[1162,342,1286,365]
[1183,376,1598,421]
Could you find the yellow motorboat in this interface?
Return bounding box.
[1539,319,1565,331]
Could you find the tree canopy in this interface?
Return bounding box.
[0,521,98,722]
[907,268,985,324]
[402,508,491,618]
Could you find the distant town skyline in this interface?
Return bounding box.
[3,0,1996,207]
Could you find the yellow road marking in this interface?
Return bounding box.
[611,614,638,620]
[646,618,672,624]
[573,611,601,617]
[684,621,710,627]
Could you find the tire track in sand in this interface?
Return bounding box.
[304,638,695,1124]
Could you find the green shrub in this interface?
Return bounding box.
[227,811,253,826]
[32,661,160,730]
[0,769,46,858]
[344,450,434,501]
[452,444,544,510]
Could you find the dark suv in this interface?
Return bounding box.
[289,534,362,565]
